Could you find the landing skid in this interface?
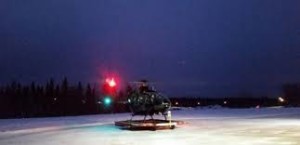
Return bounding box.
[115,119,183,131]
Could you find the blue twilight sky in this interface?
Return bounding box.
[0,0,300,97]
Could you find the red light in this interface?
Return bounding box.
[106,78,116,87]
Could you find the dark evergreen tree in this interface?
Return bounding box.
[85,83,95,113]
[62,77,68,94]
[30,82,39,117]
[76,82,85,114]
[0,78,104,118]
[60,77,69,115]
[46,78,55,115]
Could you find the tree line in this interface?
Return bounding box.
[0,78,101,119]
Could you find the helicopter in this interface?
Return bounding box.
[100,77,176,129]
[126,80,172,122]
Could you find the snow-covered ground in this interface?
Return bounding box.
[1,107,300,145]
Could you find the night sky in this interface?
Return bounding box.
[1,0,300,97]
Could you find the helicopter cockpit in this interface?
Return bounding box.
[127,80,171,120]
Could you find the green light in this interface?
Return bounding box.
[104,97,112,105]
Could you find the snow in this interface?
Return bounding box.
[1,107,300,145]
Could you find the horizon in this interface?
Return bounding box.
[0,77,287,98]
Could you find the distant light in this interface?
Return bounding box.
[106,78,116,87]
[256,105,260,109]
[53,97,57,101]
[278,97,285,103]
[104,97,112,105]
[223,101,227,105]
[175,102,179,105]
[197,102,201,105]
